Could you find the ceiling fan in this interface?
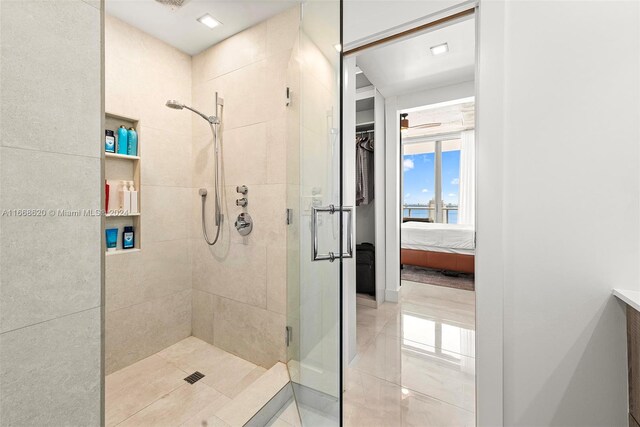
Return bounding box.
[400,113,441,130]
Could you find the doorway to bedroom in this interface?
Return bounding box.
[342,9,477,425]
[400,98,476,292]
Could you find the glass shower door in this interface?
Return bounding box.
[286,0,343,425]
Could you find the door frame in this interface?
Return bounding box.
[341,2,506,425]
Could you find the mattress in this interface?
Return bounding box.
[401,222,475,255]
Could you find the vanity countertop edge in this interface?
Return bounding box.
[613,289,640,313]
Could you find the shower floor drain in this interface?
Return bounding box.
[184,371,205,384]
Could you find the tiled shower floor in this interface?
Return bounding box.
[106,337,290,427]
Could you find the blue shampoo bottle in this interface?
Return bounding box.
[117,126,128,155]
[127,127,138,156]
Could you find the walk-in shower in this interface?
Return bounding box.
[166,94,224,245]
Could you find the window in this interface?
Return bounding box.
[403,141,435,221]
[403,138,461,224]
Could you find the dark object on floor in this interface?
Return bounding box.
[356,243,375,296]
[184,371,205,384]
[401,265,474,291]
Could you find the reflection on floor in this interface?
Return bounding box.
[344,280,476,427]
[106,336,289,427]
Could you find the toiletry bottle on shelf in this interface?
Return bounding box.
[105,180,110,213]
[127,127,138,156]
[107,180,119,215]
[119,180,131,214]
[129,182,138,214]
[117,125,128,155]
[105,130,115,153]
[106,228,118,252]
[122,226,135,249]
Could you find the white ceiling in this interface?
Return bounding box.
[106,0,300,55]
[356,17,475,97]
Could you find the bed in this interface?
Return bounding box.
[401,221,475,273]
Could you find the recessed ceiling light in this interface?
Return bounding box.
[334,43,342,52]
[430,42,449,55]
[197,14,221,29]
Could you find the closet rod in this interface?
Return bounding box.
[344,7,475,56]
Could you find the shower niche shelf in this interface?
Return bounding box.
[105,112,141,254]
[106,152,140,160]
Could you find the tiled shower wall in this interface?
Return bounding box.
[104,16,193,374]
[190,6,300,368]
[104,6,299,373]
[0,0,102,424]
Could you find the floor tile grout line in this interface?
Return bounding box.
[113,382,188,427]
[152,338,263,399]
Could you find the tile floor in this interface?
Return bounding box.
[105,336,291,427]
[344,280,476,427]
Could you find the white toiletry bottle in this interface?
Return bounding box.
[130,181,138,214]
[119,180,131,214]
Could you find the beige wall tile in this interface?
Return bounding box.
[107,238,192,311]
[231,184,286,248]
[106,15,192,132]
[218,61,270,130]
[141,185,191,243]
[0,148,101,332]
[0,308,101,426]
[0,0,101,158]
[222,123,268,185]
[267,114,288,184]
[192,22,267,85]
[191,239,267,309]
[106,289,192,374]
[105,15,196,372]
[266,5,300,56]
[140,126,192,188]
[213,296,286,367]
[267,245,287,315]
[192,289,215,344]
[105,249,144,312]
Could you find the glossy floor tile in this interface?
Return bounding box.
[345,280,476,426]
[106,337,285,427]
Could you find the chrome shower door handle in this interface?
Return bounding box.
[311,205,354,262]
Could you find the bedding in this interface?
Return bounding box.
[401,222,475,255]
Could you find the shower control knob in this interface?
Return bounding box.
[236,198,248,207]
[235,213,253,236]
[236,185,248,194]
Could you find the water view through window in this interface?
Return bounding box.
[403,141,461,224]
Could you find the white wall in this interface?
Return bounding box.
[478,0,639,425]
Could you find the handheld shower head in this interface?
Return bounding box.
[166,100,184,110]
[165,99,218,124]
